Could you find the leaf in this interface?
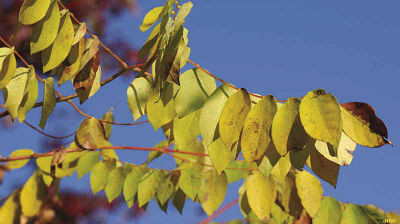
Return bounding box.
[173,110,200,149]
[224,160,248,183]
[157,171,180,205]
[172,188,187,214]
[178,164,202,200]
[140,6,164,32]
[76,151,100,178]
[340,204,368,224]
[72,22,86,45]
[295,170,323,217]
[313,197,342,224]
[246,171,277,220]
[7,149,34,169]
[78,37,100,73]
[242,95,277,163]
[200,84,237,146]
[138,23,161,59]
[175,68,217,118]
[289,146,311,170]
[0,190,20,223]
[138,170,167,207]
[299,89,342,156]
[90,160,115,194]
[36,153,76,178]
[281,173,303,218]
[0,47,17,89]
[75,117,110,150]
[101,108,114,140]
[175,140,207,165]
[123,167,147,208]
[340,102,390,147]
[198,169,228,215]
[105,166,130,202]
[271,203,290,224]
[18,0,51,25]
[30,0,60,54]
[20,171,46,217]
[146,83,176,130]
[127,76,152,121]
[17,66,38,122]
[39,77,56,129]
[42,10,74,73]
[307,144,340,188]
[360,204,386,224]
[314,132,357,166]
[74,56,102,103]
[271,97,310,156]
[59,38,85,85]
[219,88,251,150]
[270,155,291,184]
[238,184,251,217]
[208,138,234,174]
[146,140,168,165]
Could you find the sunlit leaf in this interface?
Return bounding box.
[20,171,46,217]
[340,204,368,224]
[17,66,38,122]
[271,97,310,156]
[295,170,323,217]
[101,108,114,140]
[314,197,342,224]
[225,160,248,183]
[219,88,251,150]
[175,68,216,118]
[59,38,85,85]
[75,117,110,150]
[208,138,234,174]
[0,190,20,223]
[360,204,386,224]
[105,166,131,202]
[123,167,147,208]
[76,151,100,179]
[242,95,277,163]
[30,0,60,54]
[198,169,228,215]
[78,37,100,73]
[314,132,357,166]
[0,47,17,89]
[72,22,86,45]
[300,89,342,156]
[42,10,74,73]
[178,164,202,200]
[146,83,176,130]
[140,6,164,32]
[270,155,291,184]
[127,76,152,121]
[173,110,200,149]
[138,170,166,207]
[281,173,303,218]
[39,77,56,129]
[7,149,34,169]
[157,171,180,205]
[18,0,51,25]
[90,160,115,194]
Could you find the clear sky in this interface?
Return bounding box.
[1,0,399,223]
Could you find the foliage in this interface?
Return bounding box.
[0,0,396,223]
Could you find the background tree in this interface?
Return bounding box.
[0,0,398,223]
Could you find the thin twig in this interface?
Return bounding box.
[198,198,239,224]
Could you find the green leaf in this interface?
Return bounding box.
[127,76,152,121]
[178,164,202,200]
[105,166,130,202]
[198,169,228,215]
[140,6,164,32]
[295,170,323,217]
[146,140,168,165]
[123,167,147,208]
[7,149,34,169]
[360,204,386,224]
[101,108,114,140]
[307,143,340,188]
[200,84,237,146]
[17,66,38,122]
[314,197,342,224]
[0,190,20,223]
[42,10,74,73]
[242,95,277,163]
[30,0,60,54]
[289,146,311,170]
[271,97,310,156]
[76,151,100,179]
[173,110,200,149]
[0,47,17,89]
[20,171,46,217]
[39,77,56,129]
[172,188,187,214]
[340,204,368,224]
[75,117,110,150]
[246,171,276,220]
[219,88,251,150]
[175,68,217,118]
[138,170,166,207]
[157,171,180,205]
[300,89,342,156]
[314,132,356,166]
[146,83,176,130]
[90,160,115,194]
[225,160,248,183]
[175,140,207,165]
[271,203,290,224]
[59,38,85,85]
[18,0,51,25]
[270,155,291,184]
[173,2,193,30]
[208,138,234,174]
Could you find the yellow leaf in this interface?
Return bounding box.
[307,144,340,188]
[0,190,20,223]
[295,170,323,217]
[0,47,17,89]
[140,6,164,32]
[59,37,86,85]
[314,132,357,166]
[198,169,228,215]
[281,173,303,218]
[18,0,51,25]
[242,95,277,162]
[173,110,200,149]
[300,89,342,156]
[219,89,251,150]
[270,155,291,184]
[39,77,56,129]
[20,171,46,217]
[208,138,234,174]
[7,149,34,169]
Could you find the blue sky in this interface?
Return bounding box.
[1,0,399,223]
